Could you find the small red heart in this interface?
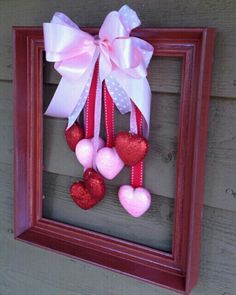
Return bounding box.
[70,169,105,210]
[65,123,84,151]
[70,181,98,210]
[115,131,149,166]
[83,168,106,200]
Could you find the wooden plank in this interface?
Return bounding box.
[42,90,179,197]
[2,0,236,98]
[1,80,236,211]
[1,162,235,295]
[42,171,173,252]
[43,87,236,212]
[0,81,13,165]
[43,57,183,95]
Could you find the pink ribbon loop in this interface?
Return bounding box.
[43,5,154,135]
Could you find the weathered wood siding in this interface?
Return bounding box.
[1,1,236,294]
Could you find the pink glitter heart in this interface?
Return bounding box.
[96,147,124,180]
[118,185,151,217]
[75,138,104,169]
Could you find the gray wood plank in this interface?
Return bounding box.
[2,80,236,212]
[42,89,179,200]
[1,0,236,98]
[1,162,235,295]
[43,171,173,252]
[0,81,13,165]
[43,56,183,95]
[42,88,236,212]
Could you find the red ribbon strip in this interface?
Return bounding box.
[131,106,144,188]
[85,62,99,139]
[88,77,144,188]
[103,83,115,147]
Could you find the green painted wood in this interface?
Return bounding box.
[1,0,236,98]
[1,162,235,295]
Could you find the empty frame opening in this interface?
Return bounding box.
[42,55,182,253]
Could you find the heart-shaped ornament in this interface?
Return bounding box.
[65,122,84,151]
[70,168,105,210]
[70,181,98,210]
[75,137,104,169]
[118,185,151,217]
[83,168,106,199]
[96,147,124,180]
[115,131,149,166]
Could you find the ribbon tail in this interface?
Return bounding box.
[92,74,102,169]
[67,72,93,129]
[45,77,86,118]
[45,48,99,126]
[130,103,137,134]
[105,74,131,115]
[112,71,151,138]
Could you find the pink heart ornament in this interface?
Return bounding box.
[96,147,124,180]
[118,185,151,217]
[75,138,104,169]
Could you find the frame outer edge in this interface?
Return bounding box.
[13,27,216,295]
[185,28,216,294]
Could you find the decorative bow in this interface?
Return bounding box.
[43,5,153,136]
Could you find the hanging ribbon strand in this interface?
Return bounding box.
[43,5,153,136]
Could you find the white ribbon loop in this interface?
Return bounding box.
[43,5,154,135]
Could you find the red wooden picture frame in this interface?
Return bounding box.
[13,27,215,294]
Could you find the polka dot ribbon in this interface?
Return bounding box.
[104,83,144,188]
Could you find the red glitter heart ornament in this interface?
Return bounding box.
[65,122,84,151]
[115,131,149,166]
[70,169,105,210]
[70,181,98,210]
[83,168,106,200]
